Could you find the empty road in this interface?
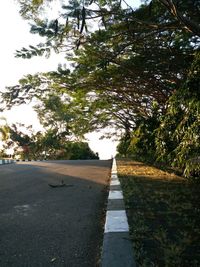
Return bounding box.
[0,160,112,267]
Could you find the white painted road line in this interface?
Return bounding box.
[108,190,123,199]
[105,210,129,233]
[101,158,136,266]
[110,179,120,186]
[111,174,118,179]
[0,159,15,165]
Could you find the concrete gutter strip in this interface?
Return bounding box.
[102,232,136,267]
[101,158,136,267]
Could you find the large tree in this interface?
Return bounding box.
[0,0,199,173]
[2,0,198,129]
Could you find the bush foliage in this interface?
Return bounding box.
[117,52,200,181]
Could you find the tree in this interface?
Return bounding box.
[2,0,198,111]
[0,118,11,158]
[0,117,10,141]
[0,121,98,160]
[155,51,200,178]
[2,123,38,160]
[158,0,200,36]
[0,0,199,175]
[63,141,99,160]
[1,2,197,115]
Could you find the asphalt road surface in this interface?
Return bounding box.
[0,160,112,267]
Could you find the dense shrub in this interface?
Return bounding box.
[117,52,200,182]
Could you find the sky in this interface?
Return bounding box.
[0,1,140,159]
[0,1,65,128]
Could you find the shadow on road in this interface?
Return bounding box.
[0,160,112,267]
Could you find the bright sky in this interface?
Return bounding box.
[0,1,140,159]
[0,1,65,128]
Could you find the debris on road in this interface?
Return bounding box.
[48,179,74,188]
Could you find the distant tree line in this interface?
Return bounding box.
[0,122,99,160]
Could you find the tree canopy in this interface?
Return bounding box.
[0,0,199,177]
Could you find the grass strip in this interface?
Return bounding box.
[117,159,200,267]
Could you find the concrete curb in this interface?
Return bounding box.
[0,159,46,165]
[16,160,46,162]
[101,158,136,267]
[0,159,15,165]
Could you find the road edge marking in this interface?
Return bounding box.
[100,158,136,267]
[0,159,15,165]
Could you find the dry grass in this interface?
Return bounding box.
[117,159,200,267]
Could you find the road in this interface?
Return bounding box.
[0,160,112,267]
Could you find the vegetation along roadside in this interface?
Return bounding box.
[117,159,200,267]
